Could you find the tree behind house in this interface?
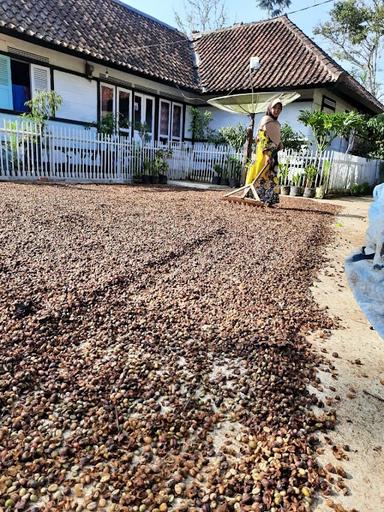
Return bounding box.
[257,0,291,17]
[314,0,384,99]
[175,0,227,33]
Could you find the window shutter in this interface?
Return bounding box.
[0,55,13,110]
[31,64,51,97]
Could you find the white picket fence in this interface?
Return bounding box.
[0,121,135,183]
[279,148,382,191]
[0,120,382,191]
[328,151,382,191]
[0,121,241,184]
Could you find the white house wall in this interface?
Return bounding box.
[0,33,201,134]
[0,33,196,101]
[313,88,356,113]
[313,88,358,152]
[0,33,374,151]
[202,101,313,140]
[205,107,248,131]
[54,71,97,123]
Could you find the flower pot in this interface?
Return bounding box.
[152,175,159,184]
[315,185,325,199]
[280,185,290,195]
[229,178,240,188]
[221,177,230,186]
[303,187,315,198]
[142,174,151,184]
[211,176,221,185]
[158,173,168,184]
[290,186,303,197]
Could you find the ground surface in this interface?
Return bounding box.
[0,184,379,512]
[310,197,384,512]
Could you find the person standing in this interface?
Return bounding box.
[246,99,283,206]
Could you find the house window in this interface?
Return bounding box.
[0,55,50,112]
[145,98,154,133]
[159,99,171,142]
[172,103,183,140]
[117,88,131,134]
[30,65,51,96]
[11,60,31,112]
[321,95,336,113]
[100,84,132,135]
[101,84,115,118]
[159,99,183,142]
[134,93,154,142]
[134,94,142,128]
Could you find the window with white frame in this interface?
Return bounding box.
[159,99,171,142]
[100,84,115,118]
[117,87,131,134]
[134,92,155,142]
[100,83,132,135]
[158,99,183,142]
[0,54,50,112]
[171,103,183,141]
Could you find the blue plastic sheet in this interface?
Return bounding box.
[344,184,384,339]
[345,254,384,339]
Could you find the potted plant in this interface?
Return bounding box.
[316,160,331,199]
[290,173,303,196]
[278,161,290,195]
[228,156,242,188]
[212,163,222,185]
[153,149,172,184]
[303,164,318,198]
[221,165,230,186]
[142,159,152,184]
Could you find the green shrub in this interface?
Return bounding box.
[350,182,372,196]
[280,124,308,151]
[304,164,318,188]
[218,124,247,152]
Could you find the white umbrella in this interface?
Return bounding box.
[209,91,300,205]
[207,91,300,114]
[208,91,301,173]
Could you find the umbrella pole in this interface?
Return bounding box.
[241,113,255,184]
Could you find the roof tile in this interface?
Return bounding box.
[193,17,383,112]
[0,2,382,113]
[0,0,199,90]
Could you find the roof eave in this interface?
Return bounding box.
[0,26,201,94]
[333,74,384,115]
[200,82,334,98]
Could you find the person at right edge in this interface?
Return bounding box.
[245,99,283,206]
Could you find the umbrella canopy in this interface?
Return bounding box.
[207,91,300,115]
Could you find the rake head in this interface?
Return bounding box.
[223,196,265,207]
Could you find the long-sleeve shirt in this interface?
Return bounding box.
[258,115,281,146]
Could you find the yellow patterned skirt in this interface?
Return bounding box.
[245,130,279,205]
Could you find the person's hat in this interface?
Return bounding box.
[271,98,283,108]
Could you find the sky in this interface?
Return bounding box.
[119,0,383,92]
[121,0,335,46]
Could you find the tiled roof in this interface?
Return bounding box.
[193,16,383,113]
[0,2,382,113]
[0,0,200,90]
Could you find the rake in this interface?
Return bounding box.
[223,160,271,207]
